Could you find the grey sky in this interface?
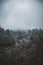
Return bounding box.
[0,0,43,30]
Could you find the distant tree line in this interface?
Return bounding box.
[0,27,15,46]
[0,27,43,65]
[0,27,43,46]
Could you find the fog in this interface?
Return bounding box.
[0,0,43,30]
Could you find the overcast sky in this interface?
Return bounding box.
[0,0,43,30]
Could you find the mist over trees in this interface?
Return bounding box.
[0,27,43,65]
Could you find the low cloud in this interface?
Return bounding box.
[0,0,43,30]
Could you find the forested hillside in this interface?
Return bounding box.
[0,27,43,65]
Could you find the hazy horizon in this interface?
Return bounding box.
[0,0,43,30]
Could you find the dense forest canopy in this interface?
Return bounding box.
[0,27,43,45]
[0,27,43,65]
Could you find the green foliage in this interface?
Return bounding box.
[0,27,43,65]
[30,29,43,43]
[0,27,15,46]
